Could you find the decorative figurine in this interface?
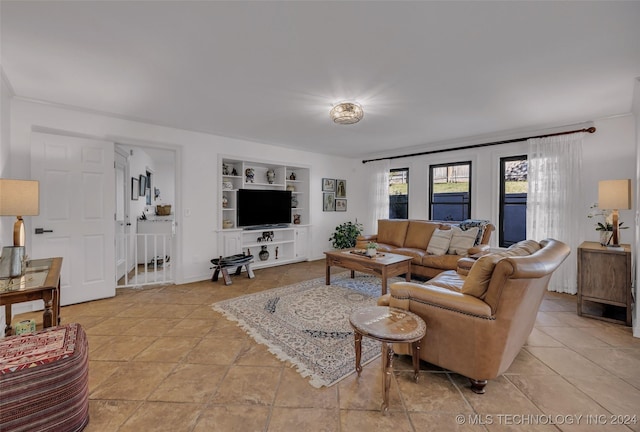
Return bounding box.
[289,172,296,181]
[293,214,301,224]
[231,168,238,176]
[222,163,230,175]
[222,196,228,208]
[245,168,255,183]
[266,169,276,184]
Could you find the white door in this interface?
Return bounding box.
[115,150,128,281]
[31,132,115,305]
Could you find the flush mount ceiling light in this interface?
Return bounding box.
[330,102,364,125]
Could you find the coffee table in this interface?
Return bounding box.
[349,306,426,414]
[324,249,412,295]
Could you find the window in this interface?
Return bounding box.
[429,162,471,220]
[389,168,409,219]
[499,156,527,247]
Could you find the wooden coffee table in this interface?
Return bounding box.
[324,249,412,295]
[349,306,426,414]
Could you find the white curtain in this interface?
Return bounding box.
[366,159,390,234]
[527,132,584,294]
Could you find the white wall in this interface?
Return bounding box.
[0,71,12,247]
[8,99,363,284]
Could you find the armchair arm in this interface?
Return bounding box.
[356,234,378,249]
[389,281,492,318]
[357,234,378,242]
[467,244,490,255]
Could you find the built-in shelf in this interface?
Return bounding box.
[217,156,310,269]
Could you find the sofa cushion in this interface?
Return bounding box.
[448,226,479,256]
[426,228,453,256]
[403,221,438,249]
[461,253,503,298]
[393,248,428,265]
[427,270,464,292]
[421,253,460,270]
[375,243,396,253]
[377,220,409,248]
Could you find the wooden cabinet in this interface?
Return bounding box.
[577,241,631,326]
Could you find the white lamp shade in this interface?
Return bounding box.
[598,179,631,210]
[0,179,40,216]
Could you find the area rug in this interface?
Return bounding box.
[212,274,401,388]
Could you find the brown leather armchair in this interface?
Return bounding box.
[378,238,570,393]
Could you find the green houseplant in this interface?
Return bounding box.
[329,220,363,249]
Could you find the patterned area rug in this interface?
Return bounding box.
[212,274,397,388]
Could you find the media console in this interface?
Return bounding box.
[217,156,310,269]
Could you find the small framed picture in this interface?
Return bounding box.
[131,177,139,200]
[335,179,346,198]
[139,175,147,196]
[335,198,347,212]
[323,192,335,211]
[322,178,335,192]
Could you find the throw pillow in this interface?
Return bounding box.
[426,228,453,256]
[448,226,479,256]
[458,219,491,245]
[461,253,503,298]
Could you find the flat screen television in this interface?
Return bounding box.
[237,189,292,228]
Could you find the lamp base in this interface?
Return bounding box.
[13,216,25,247]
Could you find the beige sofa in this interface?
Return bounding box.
[356,219,495,279]
[378,238,570,393]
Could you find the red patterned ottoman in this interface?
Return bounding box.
[0,323,89,432]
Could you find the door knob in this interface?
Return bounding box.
[35,228,54,234]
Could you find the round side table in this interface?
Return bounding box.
[349,306,427,414]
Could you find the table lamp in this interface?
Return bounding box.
[598,179,631,247]
[0,179,40,247]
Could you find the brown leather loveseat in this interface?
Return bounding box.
[356,219,495,279]
[378,238,570,394]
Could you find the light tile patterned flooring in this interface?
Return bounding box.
[12,260,640,431]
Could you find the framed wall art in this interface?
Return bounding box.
[335,198,347,212]
[139,175,147,196]
[323,192,335,211]
[335,179,346,198]
[131,177,139,200]
[322,178,335,192]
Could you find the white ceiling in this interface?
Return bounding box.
[2,1,640,159]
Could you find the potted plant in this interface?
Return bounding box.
[366,241,378,257]
[329,220,363,249]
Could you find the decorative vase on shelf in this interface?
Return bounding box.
[599,230,612,246]
[259,245,269,261]
[289,172,296,181]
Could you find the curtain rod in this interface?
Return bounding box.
[362,126,596,164]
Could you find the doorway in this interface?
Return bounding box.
[115,144,177,287]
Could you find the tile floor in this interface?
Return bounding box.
[11,260,640,431]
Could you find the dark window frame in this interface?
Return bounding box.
[389,167,409,219]
[429,161,472,221]
[499,155,527,247]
